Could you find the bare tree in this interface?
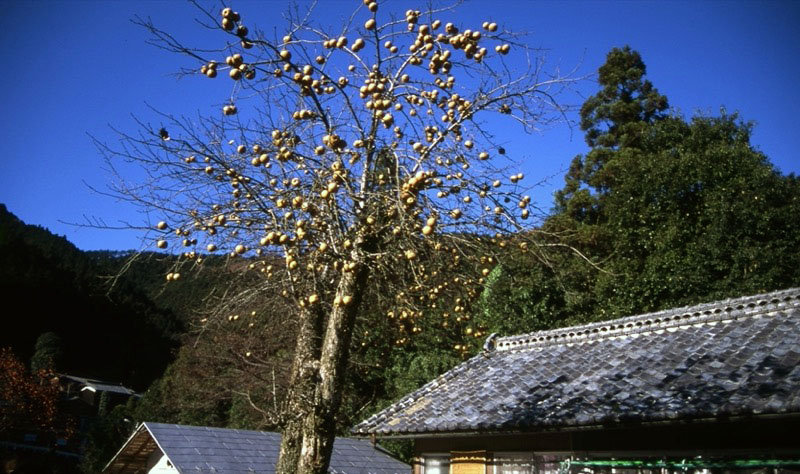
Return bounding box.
[100,1,578,472]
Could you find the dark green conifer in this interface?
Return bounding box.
[556,46,669,222]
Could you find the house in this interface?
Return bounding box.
[0,374,139,471]
[57,374,140,454]
[58,374,139,410]
[103,421,409,473]
[353,288,800,473]
[58,374,139,435]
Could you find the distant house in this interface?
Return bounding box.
[59,374,139,409]
[0,374,138,467]
[353,288,800,473]
[58,374,139,423]
[103,422,409,473]
[54,374,140,456]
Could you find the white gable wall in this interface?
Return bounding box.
[146,450,179,474]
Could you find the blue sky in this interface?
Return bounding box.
[1,0,798,251]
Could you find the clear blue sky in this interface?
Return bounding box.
[1,0,798,251]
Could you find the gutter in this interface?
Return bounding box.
[354,411,800,440]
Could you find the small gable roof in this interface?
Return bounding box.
[59,374,138,396]
[353,288,800,437]
[104,422,409,474]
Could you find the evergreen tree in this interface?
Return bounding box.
[30,332,63,373]
[476,48,800,334]
[592,112,800,314]
[581,46,669,150]
[556,46,669,223]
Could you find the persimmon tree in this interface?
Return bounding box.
[101,1,577,472]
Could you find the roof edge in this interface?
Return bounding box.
[358,411,800,439]
[102,422,150,473]
[142,422,186,473]
[494,287,800,352]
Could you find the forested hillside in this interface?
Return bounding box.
[0,204,186,389]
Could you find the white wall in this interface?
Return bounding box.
[146,450,179,474]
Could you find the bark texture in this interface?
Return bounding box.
[275,305,324,474]
[276,259,370,474]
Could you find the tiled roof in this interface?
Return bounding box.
[105,422,408,474]
[59,374,138,396]
[353,288,800,437]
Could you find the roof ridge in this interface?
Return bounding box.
[494,287,800,352]
[144,421,282,437]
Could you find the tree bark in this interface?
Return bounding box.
[272,257,367,474]
[296,263,368,474]
[275,304,324,474]
[276,259,369,474]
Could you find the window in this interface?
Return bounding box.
[491,452,533,474]
[422,454,451,474]
[489,452,570,474]
[532,454,568,474]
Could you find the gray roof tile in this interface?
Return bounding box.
[142,422,408,473]
[353,288,800,436]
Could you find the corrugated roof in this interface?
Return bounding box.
[353,288,800,437]
[104,422,409,473]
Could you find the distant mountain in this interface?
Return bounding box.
[0,204,184,390]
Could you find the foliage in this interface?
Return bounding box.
[587,112,800,315]
[133,296,297,431]
[556,46,669,223]
[30,332,63,373]
[88,250,234,328]
[479,47,800,334]
[78,402,137,474]
[0,348,71,441]
[474,262,568,334]
[0,205,183,389]
[580,45,669,150]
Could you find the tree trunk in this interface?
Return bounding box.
[275,304,324,474]
[297,264,368,473]
[276,260,369,474]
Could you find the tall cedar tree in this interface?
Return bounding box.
[556,46,668,224]
[475,47,800,334]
